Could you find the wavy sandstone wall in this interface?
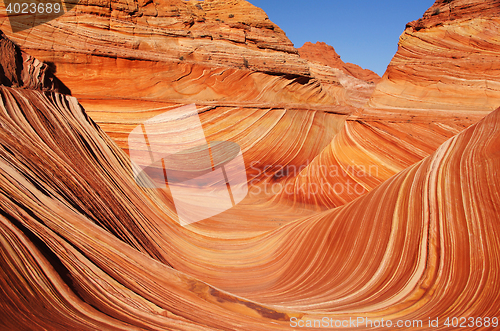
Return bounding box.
[0,0,343,107]
[368,0,500,113]
[1,59,499,330]
[1,0,500,330]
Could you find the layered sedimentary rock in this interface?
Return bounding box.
[368,0,500,113]
[298,42,381,108]
[0,0,370,209]
[0,30,69,93]
[1,0,500,330]
[0,0,341,107]
[299,41,381,84]
[1,51,499,330]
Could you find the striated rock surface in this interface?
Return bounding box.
[0,30,69,93]
[0,0,343,107]
[298,42,381,108]
[299,41,381,84]
[1,0,500,330]
[1,60,499,329]
[368,0,500,113]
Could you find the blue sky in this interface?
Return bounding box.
[247,0,435,76]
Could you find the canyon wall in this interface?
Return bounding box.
[0,0,342,107]
[1,0,500,330]
[1,47,499,329]
[368,0,500,114]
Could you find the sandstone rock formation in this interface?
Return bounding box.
[298,42,380,108]
[299,41,381,84]
[0,30,69,93]
[0,0,342,107]
[1,48,499,328]
[1,0,500,330]
[368,0,500,113]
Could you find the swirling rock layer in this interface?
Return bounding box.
[1,0,500,330]
[0,0,342,107]
[369,0,500,113]
[1,72,499,330]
